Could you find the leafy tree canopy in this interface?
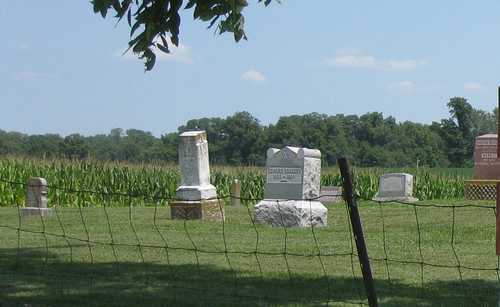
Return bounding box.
[1,98,496,167]
[92,0,276,70]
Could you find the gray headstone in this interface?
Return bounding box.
[175,131,217,201]
[255,146,327,227]
[372,173,418,202]
[264,146,321,200]
[22,177,52,217]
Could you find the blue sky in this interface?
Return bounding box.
[2,1,500,136]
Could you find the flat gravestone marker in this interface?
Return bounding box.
[170,131,224,221]
[254,146,328,227]
[319,186,342,203]
[21,177,53,217]
[372,173,418,202]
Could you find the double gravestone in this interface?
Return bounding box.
[254,146,328,227]
[170,131,224,221]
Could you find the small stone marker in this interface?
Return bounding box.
[254,146,328,227]
[170,131,224,221]
[21,177,52,217]
[473,134,500,179]
[319,186,343,203]
[372,173,418,202]
[230,179,241,207]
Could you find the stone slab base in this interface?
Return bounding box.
[21,207,53,217]
[372,196,419,203]
[254,200,327,228]
[170,199,224,221]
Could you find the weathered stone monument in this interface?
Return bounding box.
[21,177,52,217]
[473,134,500,179]
[372,173,418,202]
[254,146,328,227]
[170,131,224,221]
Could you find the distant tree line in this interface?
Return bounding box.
[0,97,496,167]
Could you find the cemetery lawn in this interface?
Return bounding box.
[0,200,498,306]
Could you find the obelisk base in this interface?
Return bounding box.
[170,199,224,221]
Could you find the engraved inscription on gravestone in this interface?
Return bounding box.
[267,167,303,184]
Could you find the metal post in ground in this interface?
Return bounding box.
[338,157,378,307]
[230,179,241,207]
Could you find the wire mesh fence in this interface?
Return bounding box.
[0,176,499,306]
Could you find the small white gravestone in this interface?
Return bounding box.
[21,177,52,217]
[170,131,224,221]
[372,173,418,202]
[254,146,328,227]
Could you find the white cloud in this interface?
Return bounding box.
[387,81,417,95]
[118,37,193,64]
[324,49,427,72]
[12,71,54,81]
[155,43,193,64]
[324,49,376,68]
[241,69,267,82]
[464,82,486,93]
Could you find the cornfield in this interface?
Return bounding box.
[0,158,470,207]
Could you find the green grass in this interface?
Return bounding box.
[0,199,499,306]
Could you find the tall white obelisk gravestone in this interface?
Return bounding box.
[170,131,224,221]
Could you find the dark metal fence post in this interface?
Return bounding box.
[338,157,378,307]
